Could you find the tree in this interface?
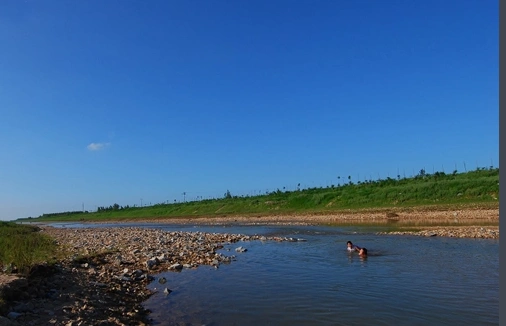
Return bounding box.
[224,190,232,199]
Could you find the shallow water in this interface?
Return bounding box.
[50,223,499,325]
[143,225,498,326]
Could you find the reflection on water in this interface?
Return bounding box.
[47,222,498,325]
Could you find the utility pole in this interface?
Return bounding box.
[82,202,84,212]
[141,198,143,207]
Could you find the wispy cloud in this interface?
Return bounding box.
[87,142,111,151]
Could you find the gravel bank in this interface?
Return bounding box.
[123,207,498,226]
[0,226,300,325]
[377,226,499,239]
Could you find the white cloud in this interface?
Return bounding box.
[87,142,110,151]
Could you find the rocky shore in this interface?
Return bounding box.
[0,226,301,326]
[376,226,499,239]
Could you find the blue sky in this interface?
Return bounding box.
[0,0,498,220]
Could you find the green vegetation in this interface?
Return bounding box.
[0,222,59,275]
[18,168,499,222]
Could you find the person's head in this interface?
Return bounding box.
[358,248,367,256]
[347,241,353,248]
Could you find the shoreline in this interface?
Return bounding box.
[0,226,302,326]
[29,206,499,226]
[1,208,499,325]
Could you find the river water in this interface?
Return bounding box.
[51,223,499,325]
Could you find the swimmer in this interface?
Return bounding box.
[347,241,361,252]
[358,247,368,257]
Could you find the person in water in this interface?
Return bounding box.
[347,241,360,252]
[358,247,368,257]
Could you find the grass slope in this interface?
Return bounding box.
[18,168,499,222]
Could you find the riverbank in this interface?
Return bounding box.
[0,226,299,325]
[1,207,499,325]
[74,206,498,227]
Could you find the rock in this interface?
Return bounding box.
[163,287,172,295]
[132,269,143,277]
[12,302,34,313]
[145,258,159,270]
[169,263,183,271]
[235,246,247,252]
[0,316,19,326]
[7,312,21,320]
[158,277,166,284]
[134,274,146,281]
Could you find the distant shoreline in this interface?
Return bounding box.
[25,206,499,239]
[32,206,498,225]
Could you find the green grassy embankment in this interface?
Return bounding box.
[18,168,499,222]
